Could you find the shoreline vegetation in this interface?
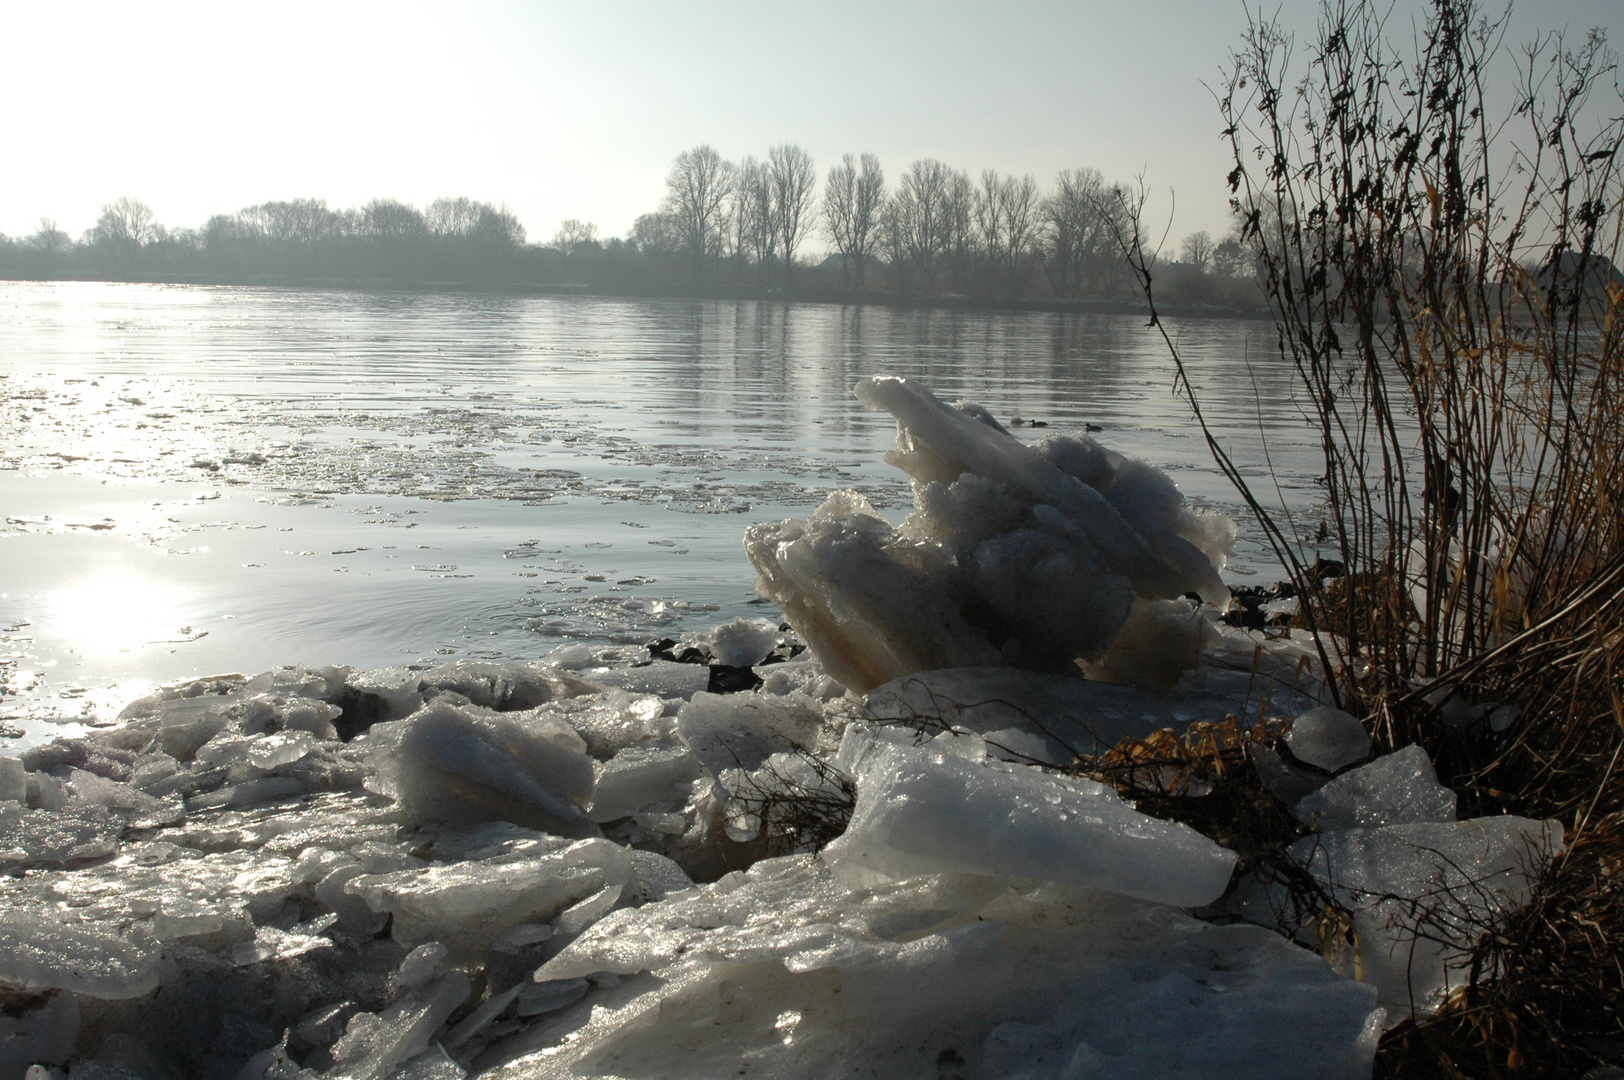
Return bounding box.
[1114,1,1624,1075]
[1,153,1275,316]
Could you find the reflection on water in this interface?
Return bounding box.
[0,282,1322,744]
[50,574,199,656]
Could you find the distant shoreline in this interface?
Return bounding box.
[0,270,1275,322]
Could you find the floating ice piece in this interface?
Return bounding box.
[707,617,782,668]
[588,746,703,822]
[346,837,634,956]
[1237,816,1565,1017]
[1294,745,1457,831]
[514,856,1379,1080]
[0,990,78,1077]
[676,691,825,778]
[365,699,596,837]
[0,911,159,999]
[1284,706,1370,772]
[825,731,1237,906]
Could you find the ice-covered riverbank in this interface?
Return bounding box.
[1,376,1561,1079]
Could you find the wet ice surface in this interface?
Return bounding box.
[0,643,1403,1080]
[1,282,1323,748]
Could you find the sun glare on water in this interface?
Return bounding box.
[51,575,202,655]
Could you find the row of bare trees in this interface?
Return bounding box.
[1,196,529,282]
[3,169,1252,302]
[627,144,1201,299]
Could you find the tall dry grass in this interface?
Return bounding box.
[1111,0,1624,1071]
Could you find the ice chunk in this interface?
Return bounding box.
[561,690,673,757]
[676,691,825,778]
[588,746,703,822]
[706,617,782,668]
[393,1042,466,1080]
[553,881,624,938]
[516,856,1379,1080]
[1237,816,1565,1017]
[345,837,634,955]
[824,733,1237,906]
[856,376,1226,602]
[1294,745,1457,830]
[1284,706,1370,772]
[418,660,579,711]
[0,803,122,872]
[246,730,318,770]
[62,768,179,824]
[745,490,1003,693]
[395,942,448,990]
[188,776,305,811]
[365,699,596,837]
[623,849,694,903]
[0,911,160,999]
[745,377,1236,695]
[588,660,710,703]
[326,971,470,1080]
[0,756,24,803]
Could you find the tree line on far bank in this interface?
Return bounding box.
[0,151,1262,307]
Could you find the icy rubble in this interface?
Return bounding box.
[745,375,1236,693]
[1235,817,1565,1019]
[512,856,1382,1080]
[0,625,1421,1079]
[0,381,1567,1076]
[826,726,1237,907]
[1293,745,1458,831]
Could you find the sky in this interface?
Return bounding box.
[2,0,1619,251]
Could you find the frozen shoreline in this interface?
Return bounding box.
[0,376,1563,1079]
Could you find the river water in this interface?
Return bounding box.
[0,281,1322,747]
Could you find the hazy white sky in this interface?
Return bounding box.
[2,1,1618,249]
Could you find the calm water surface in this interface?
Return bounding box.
[0,281,1322,745]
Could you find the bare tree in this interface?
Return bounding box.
[241,199,337,244]
[822,153,885,289]
[732,156,777,283]
[942,168,976,292]
[1041,169,1129,297]
[427,197,485,237]
[768,143,817,288]
[975,171,1043,298]
[29,218,69,253]
[662,144,736,273]
[888,159,964,291]
[631,211,682,255]
[361,199,429,240]
[1180,230,1216,274]
[91,197,158,252]
[553,219,599,256]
